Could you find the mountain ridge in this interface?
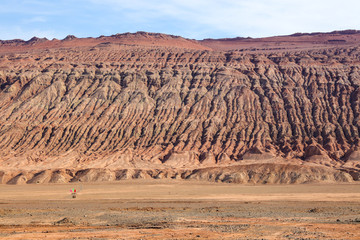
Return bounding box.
[0,30,360,184]
[1,29,360,52]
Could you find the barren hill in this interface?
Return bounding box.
[201,30,360,52]
[0,31,360,184]
[0,31,210,54]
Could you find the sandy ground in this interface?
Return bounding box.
[0,180,359,239]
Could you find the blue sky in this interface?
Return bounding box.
[0,0,359,40]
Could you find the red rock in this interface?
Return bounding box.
[0,31,359,183]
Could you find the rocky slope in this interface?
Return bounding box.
[0,32,360,184]
[201,30,360,52]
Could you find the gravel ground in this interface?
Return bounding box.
[0,181,359,239]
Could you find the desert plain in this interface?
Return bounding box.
[0,180,359,239]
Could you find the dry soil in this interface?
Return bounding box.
[0,180,359,239]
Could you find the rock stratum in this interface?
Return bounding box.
[1,31,360,184]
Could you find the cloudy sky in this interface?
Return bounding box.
[0,0,359,40]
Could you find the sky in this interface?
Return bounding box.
[0,0,359,40]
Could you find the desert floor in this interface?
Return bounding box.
[0,180,359,239]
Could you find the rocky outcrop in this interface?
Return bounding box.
[0,32,360,183]
[0,164,353,184]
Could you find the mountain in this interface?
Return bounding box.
[0,31,360,184]
[201,30,360,51]
[0,31,210,53]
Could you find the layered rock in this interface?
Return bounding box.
[0,164,352,184]
[0,32,360,183]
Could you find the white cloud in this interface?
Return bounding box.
[0,26,63,40]
[0,0,359,40]
[88,0,360,38]
[25,16,47,23]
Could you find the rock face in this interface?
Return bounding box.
[0,164,352,184]
[0,31,360,183]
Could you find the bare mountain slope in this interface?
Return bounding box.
[0,31,210,53]
[0,32,360,184]
[201,30,360,52]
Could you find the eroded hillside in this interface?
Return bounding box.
[0,32,360,184]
